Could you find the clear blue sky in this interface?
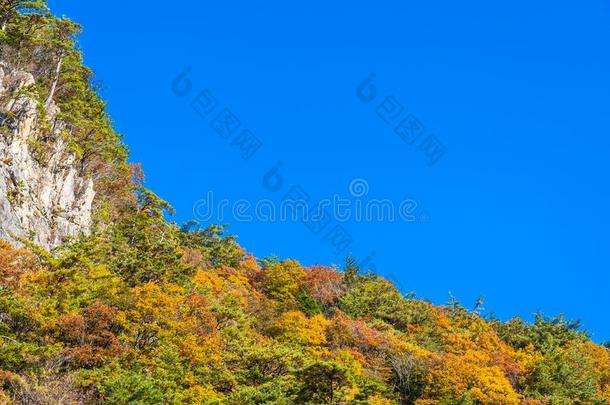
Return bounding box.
[49,0,610,341]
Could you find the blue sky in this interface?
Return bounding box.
[49,0,610,341]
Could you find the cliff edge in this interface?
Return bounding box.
[0,63,94,249]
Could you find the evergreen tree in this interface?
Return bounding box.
[342,254,360,286]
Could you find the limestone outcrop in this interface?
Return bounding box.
[0,63,94,250]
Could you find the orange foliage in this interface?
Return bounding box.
[57,302,122,367]
[303,265,344,307]
[270,310,330,347]
[0,241,40,288]
[424,351,522,404]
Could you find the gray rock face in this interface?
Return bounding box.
[0,65,95,250]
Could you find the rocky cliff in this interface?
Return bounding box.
[0,62,95,250]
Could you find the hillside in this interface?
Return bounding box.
[0,2,609,404]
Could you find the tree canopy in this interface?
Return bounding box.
[1,4,609,405]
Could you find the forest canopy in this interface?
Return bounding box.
[0,2,609,404]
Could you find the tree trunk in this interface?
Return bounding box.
[1,12,10,31]
[44,52,64,110]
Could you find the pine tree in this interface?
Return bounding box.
[0,0,47,31]
[342,254,360,286]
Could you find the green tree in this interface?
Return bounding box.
[0,0,46,31]
[295,362,350,404]
[340,276,432,330]
[524,342,602,403]
[179,223,244,268]
[342,254,360,286]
